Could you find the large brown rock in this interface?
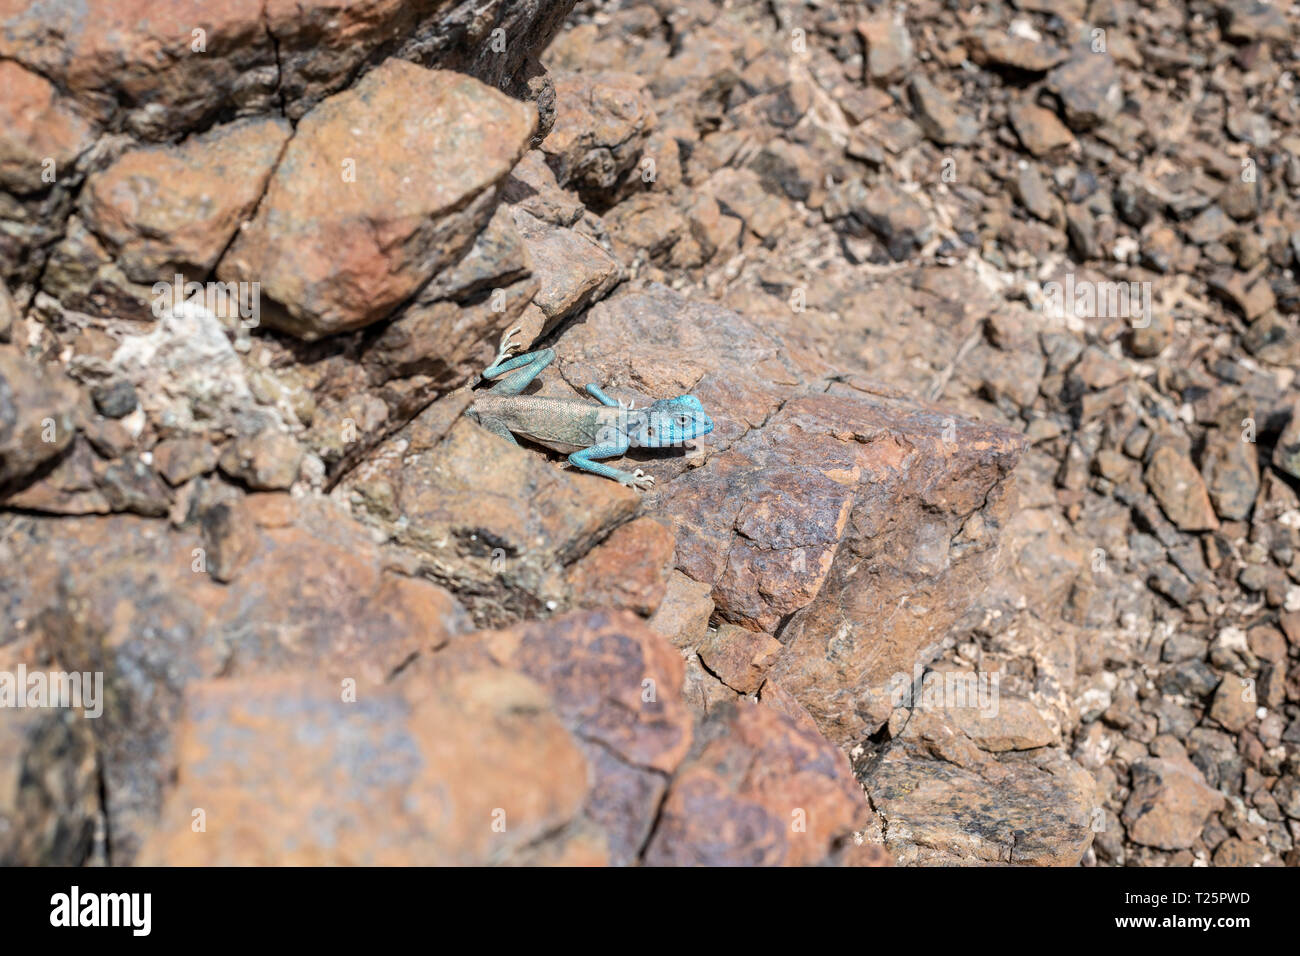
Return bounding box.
[864,709,1095,865]
[643,700,880,866]
[80,117,290,282]
[417,610,692,864]
[217,61,535,339]
[137,669,591,865]
[541,71,656,201]
[1122,756,1225,850]
[2,498,469,863]
[552,286,1025,747]
[0,0,576,135]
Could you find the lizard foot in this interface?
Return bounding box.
[620,469,655,491]
[494,325,524,365]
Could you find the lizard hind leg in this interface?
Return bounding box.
[484,347,555,396]
[474,415,519,445]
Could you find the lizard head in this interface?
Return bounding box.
[629,395,714,448]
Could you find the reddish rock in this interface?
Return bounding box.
[857,16,913,82]
[3,501,468,862]
[138,669,590,865]
[1201,429,1260,522]
[1145,445,1220,532]
[1212,838,1278,867]
[358,278,539,419]
[509,207,620,345]
[566,517,675,615]
[0,0,575,136]
[0,61,97,195]
[643,700,877,866]
[217,429,303,491]
[908,76,979,146]
[1122,756,1225,850]
[646,570,715,650]
[1208,676,1256,733]
[218,61,535,339]
[604,192,688,263]
[1209,271,1275,320]
[81,117,290,282]
[152,437,220,487]
[0,0,274,133]
[1046,51,1123,130]
[697,623,784,695]
[419,610,692,865]
[969,30,1067,72]
[0,349,80,489]
[542,71,656,200]
[420,202,533,304]
[501,149,586,227]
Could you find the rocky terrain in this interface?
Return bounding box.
[2,0,1299,867]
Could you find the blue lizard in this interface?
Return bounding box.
[467,326,714,490]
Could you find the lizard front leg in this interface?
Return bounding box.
[585,384,632,409]
[568,441,655,490]
[482,328,555,395]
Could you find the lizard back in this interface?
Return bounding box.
[469,393,615,453]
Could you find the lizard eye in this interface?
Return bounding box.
[676,415,692,427]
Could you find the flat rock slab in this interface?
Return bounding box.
[137,669,591,865]
[551,285,1026,748]
[342,401,639,624]
[865,709,1096,866]
[218,61,535,339]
